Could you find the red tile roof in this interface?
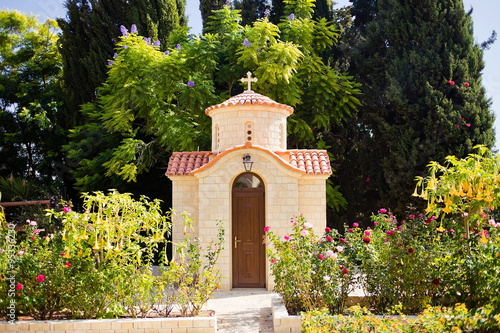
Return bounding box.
[276,150,332,175]
[166,146,332,176]
[205,91,294,116]
[166,152,212,176]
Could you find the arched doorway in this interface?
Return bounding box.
[232,172,266,288]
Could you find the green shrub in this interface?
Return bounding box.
[265,214,356,315]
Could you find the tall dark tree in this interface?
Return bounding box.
[270,0,285,23]
[312,0,332,21]
[331,0,495,225]
[200,0,226,33]
[57,0,185,129]
[233,0,270,27]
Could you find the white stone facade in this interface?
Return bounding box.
[167,87,331,291]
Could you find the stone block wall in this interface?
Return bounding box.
[1,317,216,333]
[210,105,288,152]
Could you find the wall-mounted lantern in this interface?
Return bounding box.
[242,154,253,172]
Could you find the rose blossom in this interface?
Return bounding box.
[264,226,270,232]
[353,222,359,227]
[326,235,333,242]
[300,230,308,237]
[325,227,331,233]
[379,208,387,214]
[362,237,371,244]
[336,246,344,252]
[304,222,313,229]
[318,254,324,260]
[342,268,349,274]
[63,207,71,213]
[36,274,45,283]
[16,283,22,290]
[284,235,290,241]
[364,230,371,236]
[323,275,331,281]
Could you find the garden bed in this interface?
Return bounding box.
[1,316,217,333]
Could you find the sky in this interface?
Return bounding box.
[2,0,500,148]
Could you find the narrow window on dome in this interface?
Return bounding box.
[245,121,254,142]
[215,124,220,152]
[280,123,286,149]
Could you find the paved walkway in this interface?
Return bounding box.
[204,289,276,332]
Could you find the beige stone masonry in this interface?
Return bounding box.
[0,317,216,333]
[210,104,289,152]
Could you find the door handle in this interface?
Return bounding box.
[234,237,241,249]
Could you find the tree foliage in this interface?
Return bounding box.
[57,0,186,129]
[66,2,361,216]
[0,11,65,184]
[330,0,495,225]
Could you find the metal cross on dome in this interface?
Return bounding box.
[241,71,258,91]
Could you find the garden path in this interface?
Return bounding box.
[204,289,275,332]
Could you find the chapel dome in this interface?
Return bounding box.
[205,90,294,116]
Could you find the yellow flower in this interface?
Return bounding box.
[479,232,488,244]
[437,225,445,232]
[443,205,452,214]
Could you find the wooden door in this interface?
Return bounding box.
[232,173,265,288]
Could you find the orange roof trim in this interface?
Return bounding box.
[166,142,332,177]
[205,91,294,116]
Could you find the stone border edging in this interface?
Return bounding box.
[0,316,217,333]
[271,295,420,333]
[271,295,301,333]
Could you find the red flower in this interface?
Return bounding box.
[65,262,71,268]
[36,274,45,283]
[432,279,440,285]
[408,248,414,254]
[342,268,349,275]
[379,208,387,214]
[348,228,353,233]
[270,259,275,264]
[318,254,324,260]
[264,226,270,232]
[326,235,333,242]
[325,227,331,233]
[448,80,455,85]
[353,222,359,227]
[464,82,469,87]
[466,123,471,127]
[366,177,370,182]
[339,265,344,270]
[16,283,22,290]
[363,237,371,244]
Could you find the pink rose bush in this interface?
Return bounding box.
[265,215,355,315]
[0,190,223,320]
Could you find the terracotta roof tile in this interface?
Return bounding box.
[166,148,332,176]
[276,150,332,175]
[166,152,213,176]
[205,90,294,115]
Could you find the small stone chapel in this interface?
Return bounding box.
[166,72,332,291]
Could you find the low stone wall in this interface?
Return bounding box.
[271,296,301,333]
[0,317,216,333]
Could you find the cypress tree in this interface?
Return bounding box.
[334,0,495,223]
[233,0,270,27]
[200,0,226,33]
[270,0,285,23]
